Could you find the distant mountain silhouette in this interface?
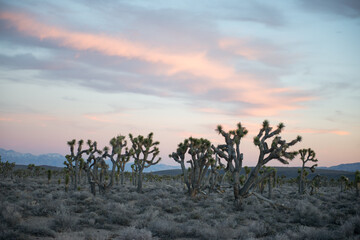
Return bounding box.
[1,148,358,176]
[319,162,360,172]
[0,148,179,172]
[0,148,65,167]
[153,167,355,180]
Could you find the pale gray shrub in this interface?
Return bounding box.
[293,200,325,227]
[338,215,360,238]
[148,218,183,238]
[0,203,22,227]
[116,226,153,240]
[51,207,78,232]
[18,223,56,238]
[248,220,274,238]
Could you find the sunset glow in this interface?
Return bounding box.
[0,1,359,167]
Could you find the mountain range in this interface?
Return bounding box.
[1,148,359,173]
[0,148,179,172]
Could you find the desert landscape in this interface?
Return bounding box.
[1,1,360,239]
[1,163,360,240]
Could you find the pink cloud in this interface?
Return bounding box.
[0,11,312,117]
[293,128,350,136]
[0,11,234,81]
[0,117,21,122]
[83,114,114,123]
[218,37,299,66]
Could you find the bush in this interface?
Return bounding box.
[51,209,78,232]
[293,200,325,227]
[116,226,152,240]
[0,204,22,227]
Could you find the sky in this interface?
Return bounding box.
[0,0,359,167]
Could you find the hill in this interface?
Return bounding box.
[319,162,360,172]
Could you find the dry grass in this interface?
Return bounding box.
[0,177,359,239]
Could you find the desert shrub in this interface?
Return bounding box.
[51,208,78,232]
[338,215,360,238]
[328,208,347,225]
[115,226,153,240]
[148,218,183,238]
[103,202,132,226]
[293,200,326,227]
[0,229,27,240]
[296,226,339,240]
[248,220,274,238]
[18,223,56,237]
[133,206,160,229]
[0,203,22,227]
[30,199,60,216]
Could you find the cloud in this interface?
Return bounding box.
[299,0,360,18]
[0,11,234,80]
[218,38,300,67]
[0,10,312,117]
[292,128,350,136]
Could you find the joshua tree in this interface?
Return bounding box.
[244,166,251,182]
[340,175,349,192]
[170,137,215,196]
[88,136,129,194]
[116,148,131,185]
[65,139,89,190]
[213,120,301,207]
[355,170,360,197]
[298,148,318,194]
[0,156,15,179]
[65,173,70,192]
[211,122,248,202]
[47,169,52,184]
[169,139,190,193]
[187,138,214,196]
[129,132,161,193]
[27,164,35,177]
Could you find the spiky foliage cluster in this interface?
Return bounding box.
[94,136,129,194]
[212,122,248,200]
[298,148,318,194]
[253,121,300,165]
[65,139,88,191]
[169,139,190,192]
[65,136,132,195]
[129,132,161,193]
[213,120,301,203]
[170,137,216,196]
[188,137,214,196]
[339,175,350,192]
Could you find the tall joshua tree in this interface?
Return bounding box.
[211,122,248,201]
[187,138,214,196]
[213,120,301,206]
[116,148,132,185]
[129,132,161,193]
[169,139,190,193]
[298,148,318,194]
[95,135,128,194]
[170,137,215,196]
[65,139,89,191]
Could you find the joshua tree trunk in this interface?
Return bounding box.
[137,169,143,193]
[268,175,273,199]
[121,171,125,185]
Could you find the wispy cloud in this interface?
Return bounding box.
[0,10,311,117]
[293,128,350,136]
